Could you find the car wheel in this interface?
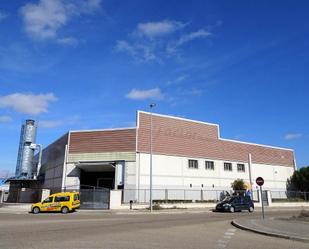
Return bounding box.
[32,207,40,214]
[229,206,235,213]
[61,206,69,214]
[249,206,254,212]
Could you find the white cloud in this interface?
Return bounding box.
[177,29,211,45]
[284,133,303,140]
[115,40,157,62]
[20,0,68,40]
[126,88,164,100]
[167,74,188,85]
[20,0,101,42]
[116,20,213,62]
[79,0,102,13]
[0,169,11,179]
[166,29,212,56]
[0,116,12,123]
[176,87,203,96]
[137,20,185,38]
[0,93,57,115]
[39,115,80,128]
[56,37,78,46]
[116,40,135,55]
[0,11,8,21]
[39,120,63,128]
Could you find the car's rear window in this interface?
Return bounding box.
[55,196,70,202]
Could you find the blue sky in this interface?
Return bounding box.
[0,0,308,177]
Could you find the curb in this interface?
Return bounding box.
[231,220,309,243]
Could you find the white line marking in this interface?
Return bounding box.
[215,227,237,249]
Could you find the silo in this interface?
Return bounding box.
[15,120,37,179]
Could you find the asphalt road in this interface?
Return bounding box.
[0,208,308,249]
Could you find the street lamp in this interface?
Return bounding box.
[149,103,156,212]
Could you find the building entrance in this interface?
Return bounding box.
[76,161,124,190]
[74,161,124,209]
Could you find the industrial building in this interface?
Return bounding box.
[35,111,295,204]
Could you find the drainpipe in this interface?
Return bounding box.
[248,153,253,189]
[30,143,42,179]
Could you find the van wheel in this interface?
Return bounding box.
[32,207,40,214]
[61,206,69,214]
[229,206,235,213]
[249,206,254,213]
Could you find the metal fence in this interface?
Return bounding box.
[270,191,309,202]
[5,188,42,203]
[122,189,260,204]
[2,185,111,209]
[2,187,309,206]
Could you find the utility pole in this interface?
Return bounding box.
[149,103,156,212]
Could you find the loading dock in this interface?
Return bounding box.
[72,161,124,209]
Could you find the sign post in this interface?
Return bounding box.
[256,177,265,219]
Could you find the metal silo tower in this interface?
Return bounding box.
[15,120,37,179]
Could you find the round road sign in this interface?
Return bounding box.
[256,177,264,186]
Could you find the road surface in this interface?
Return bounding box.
[0,208,307,249]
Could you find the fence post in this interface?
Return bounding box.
[165,189,168,202]
[201,190,203,201]
[184,190,186,201]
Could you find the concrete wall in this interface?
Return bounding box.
[132,153,294,191]
[62,163,81,189]
[36,134,68,191]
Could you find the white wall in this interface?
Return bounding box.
[130,153,294,191]
[250,163,294,191]
[62,163,80,190]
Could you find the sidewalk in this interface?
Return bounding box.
[232,218,309,242]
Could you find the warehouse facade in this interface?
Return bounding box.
[37,111,295,202]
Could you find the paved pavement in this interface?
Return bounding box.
[232,218,309,242]
[0,208,308,249]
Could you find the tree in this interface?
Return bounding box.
[287,166,309,192]
[231,179,245,191]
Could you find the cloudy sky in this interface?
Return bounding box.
[0,0,308,177]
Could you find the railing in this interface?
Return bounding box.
[122,189,260,204]
[270,191,309,203]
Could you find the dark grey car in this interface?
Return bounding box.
[215,196,254,213]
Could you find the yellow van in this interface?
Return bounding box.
[31,192,80,214]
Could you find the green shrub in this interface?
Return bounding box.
[152,203,162,210]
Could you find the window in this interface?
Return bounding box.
[43,196,53,203]
[74,193,80,201]
[237,163,245,172]
[54,196,70,202]
[205,161,215,170]
[224,162,232,171]
[188,159,198,169]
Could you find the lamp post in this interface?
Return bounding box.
[149,103,156,212]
